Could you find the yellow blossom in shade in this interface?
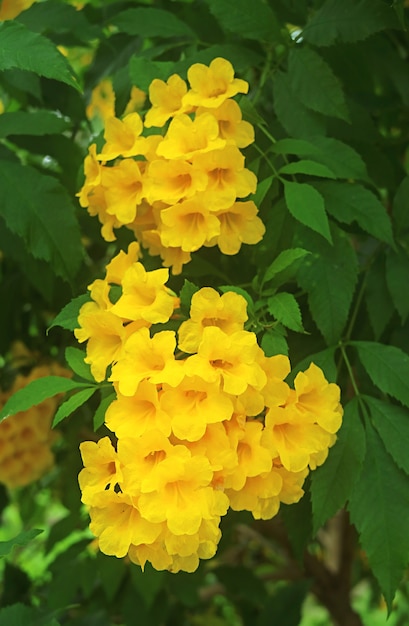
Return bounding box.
[192,146,257,210]
[104,241,142,284]
[123,85,146,115]
[293,363,343,434]
[110,327,184,396]
[197,99,255,148]
[86,78,115,122]
[159,375,234,441]
[0,0,36,20]
[156,113,225,160]
[97,113,146,161]
[309,439,336,471]
[213,201,266,255]
[146,159,208,205]
[178,287,248,354]
[78,437,122,505]
[139,229,192,276]
[223,420,273,491]
[77,144,102,208]
[144,74,190,128]
[138,448,229,535]
[159,197,221,253]
[185,327,267,396]
[101,159,145,225]
[276,463,308,505]
[105,382,172,439]
[183,57,249,109]
[84,184,120,242]
[109,263,175,324]
[227,466,283,520]
[128,537,173,572]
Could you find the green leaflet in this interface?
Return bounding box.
[17,0,100,42]
[348,419,409,609]
[0,21,79,91]
[65,347,94,383]
[0,602,60,626]
[261,248,310,286]
[0,111,71,138]
[0,529,43,558]
[364,254,394,339]
[279,159,336,179]
[310,397,366,534]
[297,225,358,345]
[267,292,304,333]
[261,328,289,357]
[385,246,409,324]
[352,341,409,408]
[48,294,91,332]
[52,387,98,427]
[0,161,83,283]
[179,280,200,317]
[129,57,176,93]
[289,347,337,384]
[284,181,331,242]
[93,391,116,431]
[111,7,195,38]
[303,0,400,46]
[392,175,409,236]
[288,47,349,121]
[206,0,282,41]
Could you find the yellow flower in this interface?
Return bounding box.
[197,99,254,148]
[77,144,102,208]
[101,159,145,225]
[276,463,308,505]
[146,159,208,205]
[178,287,248,354]
[159,197,221,252]
[223,420,273,491]
[104,241,142,284]
[144,74,190,128]
[110,327,184,396]
[213,201,266,255]
[156,113,225,160]
[192,145,257,210]
[78,437,122,505]
[227,467,283,520]
[86,78,115,122]
[183,58,249,109]
[293,363,343,434]
[0,0,36,20]
[139,229,192,275]
[123,85,146,115]
[97,113,146,161]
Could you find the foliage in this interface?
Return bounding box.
[1,0,409,624]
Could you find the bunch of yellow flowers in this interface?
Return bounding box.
[78,57,265,274]
[76,243,343,573]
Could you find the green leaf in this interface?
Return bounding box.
[279,159,336,178]
[353,341,409,408]
[94,391,116,431]
[284,181,331,242]
[303,0,400,46]
[65,347,94,382]
[261,328,288,357]
[289,348,337,384]
[0,111,71,138]
[312,181,394,246]
[288,46,349,121]
[262,248,310,285]
[0,21,79,91]
[207,0,282,41]
[392,175,409,236]
[365,254,394,339]
[111,8,195,38]
[48,294,90,332]
[129,56,178,92]
[130,564,166,610]
[0,376,90,422]
[258,581,310,626]
[385,247,409,323]
[0,603,60,626]
[273,137,369,182]
[0,529,43,558]
[310,398,365,534]
[281,483,312,561]
[0,161,83,283]
[348,419,409,608]
[297,226,358,345]
[17,0,101,42]
[267,292,304,332]
[364,396,409,476]
[179,280,200,316]
[251,175,275,206]
[53,387,97,427]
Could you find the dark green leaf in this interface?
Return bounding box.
[284,181,331,242]
[281,485,312,561]
[53,387,98,427]
[348,420,409,608]
[18,0,101,42]
[0,603,60,626]
[267,292,304,332]
[353,341,409,408]
[386,247,409,323]
[129,56,177,93]
[310,397,365,534]
[174,44,262,75]
[261,328,288,357]
[48,294,91,332]
[297,226,358,345]
[262,248,310,285]
[303,0,400,46]
[392,175,409,236]
[258,581,310,626]
[0,376,89,422]
[312,181,394,246]
[94,391,116,431]
[365,396,409,476]
[179,279,200,316]
[207,0,282,41]
[0,111,71,138]
[0,21,79,90]
[0,161,83,283]
[130,564,166,609]
[0,529,43,558]
[111,8,195,38]
[288,46,349,121]
[279,159,336,178]
[65,347,94,382]
[365,254,394,339]
[290,348,337,384]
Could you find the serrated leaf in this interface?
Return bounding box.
[312,181,394,246]
[297,226,358,345]
[353,341,409,408]
[111,8,195,38]
[348,420,409,608]
[288,47,349,121]
[273,137,369,182]
[311,397,365,534]
[279,159,336,178]
[364,396,409,476]
[303,0,400,46]
[65,347,94,382]
[94,391,116,431]
[0,111,71,138]
[385,247,409,323]
[0,161,83,283]
[53,387,97,427]
[0,21,79,91]
[267,292,304,332]
[18,0,102,42]
[284,181,331,242]
[48,294,91,332]
[0,376,89,422]
[207,0,282,41]
[261,328,288,357]
[262,248,310,285]
[129,56,177,93]
[0,529,43,558]
[365,254,394,339]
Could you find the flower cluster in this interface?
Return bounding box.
[78,57,265,274]
[77,245,343,573]
[0,357,70,489]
